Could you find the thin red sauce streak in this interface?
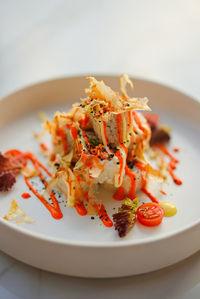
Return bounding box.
[21,192,31,199]
[24,152,63,219]
[66,123,78,142]
[125,165,136,199]
[128,111,132,130]
[57,127,67,153]
[173,148,179,152]
[116,114,128,155]
[50,153,56,162]
[116,113,128,175]
[116,113,123,144]
[74,203,87,216]
[110,115,126,197]
[68,181,72,196]
[7,146,112,227]
[98,204,113,227]
[157,144,182,185]
[40,142,49,152]
[112,114,137,201]
[135,161,159,203]
[27,152,52,177]
[132,111,147,139]
[83,191,113,227]
[79,113,89,128]
[160,190,167,195]
[113,186,125,201]
[143,188,159,203]
[103,120,124,187]
[70,125,78,140]
[73,176,87,216]
[118,113,137,199]
[103,120,109,144]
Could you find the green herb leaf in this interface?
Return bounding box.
[89,138,100,146]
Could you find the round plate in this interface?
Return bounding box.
[0,76,200,278]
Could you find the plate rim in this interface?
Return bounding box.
[0,75,200,248]
[1,214,200,248]
[1,73,200,107]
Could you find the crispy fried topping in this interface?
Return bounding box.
[120,73,134,99]
[3,199,35,224]
[81,75,151,115]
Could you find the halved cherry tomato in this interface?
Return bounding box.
[137,202,164,227]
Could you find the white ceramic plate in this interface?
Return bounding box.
[0,76,200,278]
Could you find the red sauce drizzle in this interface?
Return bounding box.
[57,128,67,153]
[143,188,159,203]
[173,148,179,152]
[113,186,125,201]
[128,111,132,130]
[160,190,167,195]
[118,113,137,199]
[125,165,136,199]
[21,192,31,199]
[116,114,128,155]
[68,181,72,196]
[116,150,125,185]
[103,120,124,186]
[98,204,113,227]
[26,152,52,177]
[103,120,109,144]
[84,191,113,227]
[167,166,182,185]
[40,142,49,152]
[116,114,128,181]
[24,152,63,219]
[70,125,78,140]
[157,144,182,185]
[133,111,147,138]
[116,113,123,144]
[50,153,56,162]
[74,203,87,216]
[79,114,89,128]
[135,161,159,203]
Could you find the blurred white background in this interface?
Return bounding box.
[0,0,200,99]
[0,1,200,298]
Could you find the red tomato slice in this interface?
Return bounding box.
[137,203,164,227]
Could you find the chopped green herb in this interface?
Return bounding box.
[89,138,100,146]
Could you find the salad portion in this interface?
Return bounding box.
[0,75,182,237]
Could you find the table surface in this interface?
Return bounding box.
[0,0,200,298]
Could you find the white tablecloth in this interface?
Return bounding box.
[0,1,200,298]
